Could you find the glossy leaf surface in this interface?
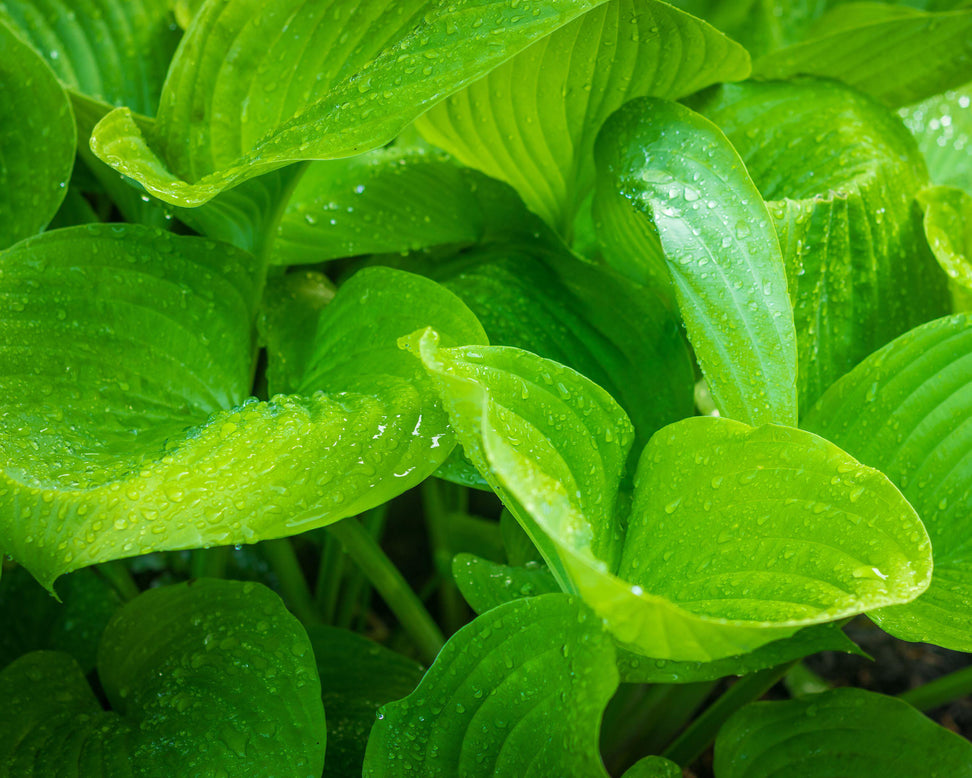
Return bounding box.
[754,5,972,108]
[715,688,972,778]
[805,314,972,650]
[90,0,611,206]
[901,82,972,194]
[918,185,972,295]
[700,78,950,409]
[363,594,617,777]
[0,579,325,777]
[596,97,798,427]
[412,332,931,661]
[0,20,75,249]
[417,0,750,231]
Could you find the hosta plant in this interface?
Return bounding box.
[1,0,972,776]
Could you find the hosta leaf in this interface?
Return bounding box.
[918,185,972,295]
[595,97,798,427]
[754,5,972,108]
[451,554,863,684]
[0,0,180,115]
[89,0,611,207]
[700,78,950,410]
[0,566,121,673]
[0,20,74,249]
[805,314,972,650]
[417,0,750,232]
[307,625,423,778]
[271,148,488,266]
[0,579,325,777]
[715,688,972,778]
[621,757,681,778]
[0,228,485,587]
[900,82,972,194]
[424,240,694,451]
[411,332,931,661]
[363,594,618,777]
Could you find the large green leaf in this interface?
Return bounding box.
[715,688,972,778]
[307,625,423,778]
[0,228,485,588]
[363,594,618,777]
[804,314,972,650]
[452,553,864,684]
[89,0,611,207]
[417,0,750,233]
[595,97,798,427]
[900,82,972,194]
[0,20,75,250]
[0,579,325,777]
[410,332,931,661]
[754,4,972,108]
[699,78,951,409]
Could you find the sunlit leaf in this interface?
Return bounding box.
[917,185,972,297]
[900,81,972,194]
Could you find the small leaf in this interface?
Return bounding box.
[621,756,682,778]
[452,553,561,615]
[918,185,972,295]
[417,0,750,232]
[306,625,423,778]
[363,594,618,777]
[754,5,972,108]
[0,20,75,249]
[90,0,612,207]
[805,314,972,650]
[715,688,972,778]
[595,96,798,426]
[0,579,326,776]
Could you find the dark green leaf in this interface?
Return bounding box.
[715,688,972,777]
[0,579,325,776]
[452,553,561,615]
[417,0,750,232]
[805,314,972,650]
[595,97,799,426]
[363,594,618,777]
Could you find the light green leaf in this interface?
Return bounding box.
[411,333,931,661]
[715,687,972,778]
[0,228,485,588]
[451,553,864,684]
[804,314,972,650]
[754,5,972,108]
[595,96,798,427]
[0,20,75,249]
[89,0,611,207]
[918,185,972,295]
[271,148,488,266]
[363,594,618,778]
[699,78,951,409]
[417,0,750,233]
[900,82,972,194]
[306,625,423,778]
[0,566,121,674]
[0,579,326,777]
[0,0,180,115]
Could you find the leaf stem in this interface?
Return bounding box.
[328,517,445,664]
[315,532,346,624]
[422,479,467,635]
[335,506,387,629]
[262,538,322,626]
[190,546,229,580]
[95,561,140,601]
[899,665,972,712]
[661,661,797,768]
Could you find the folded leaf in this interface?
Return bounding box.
[0,20,75,249]
[715,687,972,778]
[595,97,798,427]
[805,314,972,650]
[363,594,618,777]
[306,625,423,778]
[411,333,931,661]
[900,82,972,194]
[0,228,485,587]
[417,0,750,232]
[700,78,951,409]
[754,5,972,108]
[90,0,611,207]
[918,185,972,295]
[0,579,326,777]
